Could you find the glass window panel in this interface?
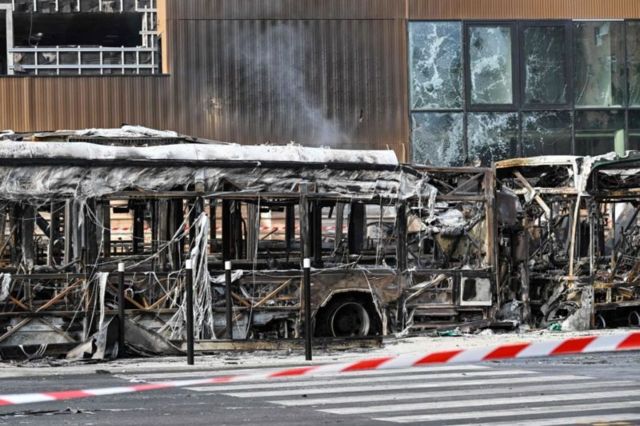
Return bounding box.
[628,23,640,106]
[628,110,640,150]
[409,22,463,109]
[522,111,572,156]
[575,22,625,107]
[411,112,464,166]
[468,113,518,164]
[469,26,513,105]
[523,26,567,105]
[575,110,624,156]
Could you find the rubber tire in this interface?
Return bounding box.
[315,295,382,337]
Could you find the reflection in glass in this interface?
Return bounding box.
[469,26,513,105]
[575,110,624,156]
[629,111,640,150]
[522,111,572,156]
[468,113,518,164]
[523,26,567,105]
[411,113,464,166]
[409,22,463,109]
[628,23,640,106]
[575,22,625,107]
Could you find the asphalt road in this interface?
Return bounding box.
[1,352,639,425]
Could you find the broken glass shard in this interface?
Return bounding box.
[411,112,464,166]
[468,113,518,165]
[523,26,567,105]
[469,26,513,105]
[409,22,463,109]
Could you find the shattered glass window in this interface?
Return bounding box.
[523,26,567,105]
[469,26,513,105]
[522,111,572,156]
[575,110,624,156]
[628,22,640,106]
[575,22,625,107]
[411,112,464,166]
[409,22,463,109]
[468,113,518,164]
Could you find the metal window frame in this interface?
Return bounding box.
[0,4,13,75]
[519,21,574,111]
[464,21,519,112]
[408,19,640,165]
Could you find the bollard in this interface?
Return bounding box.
[303,258,312,361]
[117,262,125,357]
[225,261,233,339]
[185,259,194,365]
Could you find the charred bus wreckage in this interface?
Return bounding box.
[0,127,638,359]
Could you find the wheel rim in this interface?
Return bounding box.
[329,302,370,337]
[595,314,606,329]
[629,311,640,327]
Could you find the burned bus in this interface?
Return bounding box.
[0,129,499,356]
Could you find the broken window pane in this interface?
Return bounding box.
[575,22,625,107]
[460,277,492,306]
[0,10,6,74]
[628,22,640,106]
[409,22,463,109]
[469,26,513,105]
[522,111,572,156]
[523,26,567,105]
[468,113,518,165]
[575,110,624,156]
[411,112,464,166]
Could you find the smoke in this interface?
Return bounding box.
[231,23,349,147]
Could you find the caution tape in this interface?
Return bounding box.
[1,332,639,407]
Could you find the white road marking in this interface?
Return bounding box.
[220,374,584,398]
[186,369,531,392]
[270,380,632,407]
[375,400,640,423]
[320,388,640,415]
[457,413,640,426]
[121,364,488,381]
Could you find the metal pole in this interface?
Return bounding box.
[117,262,125,357]
[303,258,312,361]
[185,259,194,365]
[225,261,233,339]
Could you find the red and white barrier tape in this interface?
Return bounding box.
[1,332,639,407]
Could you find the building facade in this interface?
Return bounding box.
[1,0,640,165]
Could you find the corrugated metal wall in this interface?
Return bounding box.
[3,0,640,155]
[0,0,409,155]
[409,0,640,19]
[161,17,407,150]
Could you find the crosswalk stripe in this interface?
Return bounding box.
[374,400,640,423]
[219,374,585,398]
[185,369,533,393]
[270,380,633,407]
[456,413,640,426]
[120,364,488,381]
[319,388,640,415]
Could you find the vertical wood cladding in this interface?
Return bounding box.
[409,0,640,19]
